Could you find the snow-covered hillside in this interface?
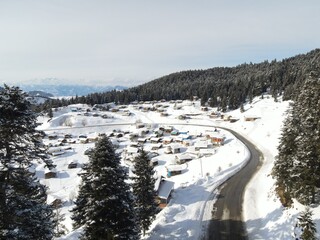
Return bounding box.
[36,96,319,239]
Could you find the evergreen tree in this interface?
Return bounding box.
[290,72,320,204]
[273,72,320,205]
[131,149,157,236]
[72,136,139,240]
[0,85,54,239]
[48,107,53,118]
[296,207,317,240]
[272,105,298,207]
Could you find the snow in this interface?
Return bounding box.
[34,96,319,239]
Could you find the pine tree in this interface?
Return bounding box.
[48,107,53,118]
[273,72,320,206]
[296,207,317,240]
[131,149,157,236]
[290,72,320,204]
[272,105,298,207]
[0,85,54,239]
[72,136,139,240]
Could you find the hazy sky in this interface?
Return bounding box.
[0,0,319,87]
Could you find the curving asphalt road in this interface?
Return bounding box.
[205,127,263,240]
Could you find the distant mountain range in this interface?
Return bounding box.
[19,84,127,97]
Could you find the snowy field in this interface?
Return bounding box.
[36,96,319,239]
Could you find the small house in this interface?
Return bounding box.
[212,136,224,145]
[182,140,192,146]
[149,158,159,167]
[194,141,211,151]
[45,168,57,179]
[175,154,193,164]
[137,138,147,144]
[48,134,58,140]
[136,123,145,129]
[171,130,179,136]
[154,178,174,208]
[171,145,181,154]
[126,147,140,156]
[164,126,174,133]
[68,161,78,169]
[244,116,260,121]
[162,137,173,145]
[150,137,161,144]
[166,164,187,176]
[151,143,162,150]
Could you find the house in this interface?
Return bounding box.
[45,168,57,179]
[194,141,212,151]
[229,118,238,123]
[64,134,73,139]
[47,147,65,156]
[171,130,179,136]
[126,147,140,156]
[166,164,187,176]
[164,126,174,133]
[205,131,225,145]
[110,108,119,112]
[209,112,220,119]
[154,129,164,137]
[150,137,161,143]
[175,154,193,164]
[137,138,147,144]
[48,134,58,140]
[149,158,159,167]
[162,137,173,144]
[181,134,192,140]
[154,178,174,208]
[136,123,145,129]
[151,143,162,150]
[244,116,260,121]
[164,146,172,154]
[223,115,232,121]
[165,143,181,154]
[182,140,192,146]
[178,115,187,120]
[186,146,199,157]
[68,161,78,169]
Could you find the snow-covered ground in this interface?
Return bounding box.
[36,96,319,239]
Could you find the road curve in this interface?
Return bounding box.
[205,127,263,240]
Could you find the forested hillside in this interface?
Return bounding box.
[43,49,320,111]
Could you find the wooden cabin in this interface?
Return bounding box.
[175,154,193,164]
[45,168,57,179]
[154,178,174,208]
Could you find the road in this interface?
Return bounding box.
[205,128,263,240]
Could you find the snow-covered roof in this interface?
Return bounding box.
[176,154,193,161]
[166,164,187,172]
[157,180,174,200]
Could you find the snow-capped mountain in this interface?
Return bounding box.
[20,84,127,97]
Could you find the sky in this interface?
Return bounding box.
[0,0,319,87]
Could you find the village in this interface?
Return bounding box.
[37,99,256,234]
